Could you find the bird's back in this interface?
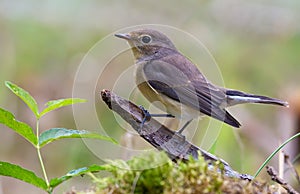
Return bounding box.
[136,48,241,127]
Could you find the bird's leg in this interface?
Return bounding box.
[177,119,193,134]
[149,113,175,118]
[139,105,174,130]
[139,106,151,128]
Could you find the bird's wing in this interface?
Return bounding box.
[142,53,241,127]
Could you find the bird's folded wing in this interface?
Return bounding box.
[142,56,241,127]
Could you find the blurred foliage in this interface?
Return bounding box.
[0,0,299,193]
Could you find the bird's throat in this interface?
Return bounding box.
[130,47,144,61]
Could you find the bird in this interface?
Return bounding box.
[115,29,289,134]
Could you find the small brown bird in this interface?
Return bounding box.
[115,29,289,133]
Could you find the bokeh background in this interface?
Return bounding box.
[0,0,300,193]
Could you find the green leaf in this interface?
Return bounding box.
[39,128,117,147]
[0,108,37,146]
[5,81,39,118]
[39,98,87,118]
[50,165,106,188]
[0,161,47,191]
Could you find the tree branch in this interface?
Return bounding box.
[266,166,299,194]
[100,89,253,180]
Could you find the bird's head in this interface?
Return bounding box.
[115,29,176,60]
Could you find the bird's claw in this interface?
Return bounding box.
[139,105,151,130]
[175,131,186,141]
[139,105,151,121]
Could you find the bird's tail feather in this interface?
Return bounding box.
[223,110,241,128]
[226,90,289,107]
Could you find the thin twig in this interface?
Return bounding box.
[266,165,299,194]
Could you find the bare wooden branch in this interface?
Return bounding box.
[266,166,299,194]
[101,89,253,180]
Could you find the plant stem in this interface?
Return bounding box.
[36,119,49,186]
[254,132,300,178]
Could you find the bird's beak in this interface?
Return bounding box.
[114,33,132,40]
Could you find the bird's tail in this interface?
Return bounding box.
[226,90,289,107]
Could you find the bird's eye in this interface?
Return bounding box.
[141,35,152,44]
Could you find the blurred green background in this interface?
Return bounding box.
[0,0,300,193]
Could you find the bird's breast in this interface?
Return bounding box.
[134,61,160,103]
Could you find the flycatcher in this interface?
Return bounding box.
[115,29,288,133]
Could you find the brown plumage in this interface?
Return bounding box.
[115,29,288,132]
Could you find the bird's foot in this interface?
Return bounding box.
[174,120,193,141]
[138,105,152,132]
[174,131,186,141]
[138,105,175,132]
[139,105,151,124]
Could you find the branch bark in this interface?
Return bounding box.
[100,89,253,180]
[266,166,299,194]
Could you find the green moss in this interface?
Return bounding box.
[70,151,285,194]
